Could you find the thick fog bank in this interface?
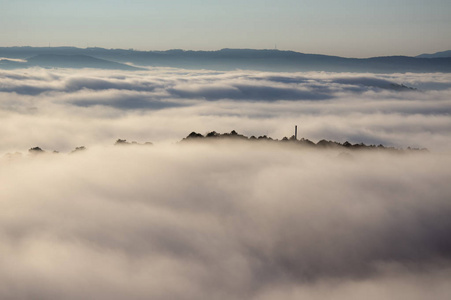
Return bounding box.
[0,144,450,299]
[1,67,450,298]
[0,68,450,153]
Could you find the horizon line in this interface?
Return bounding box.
[2,45,450,59]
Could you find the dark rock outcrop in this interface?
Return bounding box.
[29,147,44,154]
[114,139,153,146]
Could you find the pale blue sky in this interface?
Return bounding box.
[1,0,450,57]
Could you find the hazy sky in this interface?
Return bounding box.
[1,0,451,57]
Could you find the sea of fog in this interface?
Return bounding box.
[1,68,450,152]
[0,68,450,299]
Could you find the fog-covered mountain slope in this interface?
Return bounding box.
[1,52,142,70]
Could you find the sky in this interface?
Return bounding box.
[1,0,451,57]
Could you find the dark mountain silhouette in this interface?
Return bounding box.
[417,50,451,58]
[7,131,426,158]
[1,47,451,73]
[181,130,428,152]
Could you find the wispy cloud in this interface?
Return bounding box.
[1,68,450,152]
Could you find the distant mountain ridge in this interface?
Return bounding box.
[1,47,451,73]
[417,50,451,58]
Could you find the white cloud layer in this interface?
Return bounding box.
[0,145,450,299]
[0,68,450,153]
[0,68,450,299]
